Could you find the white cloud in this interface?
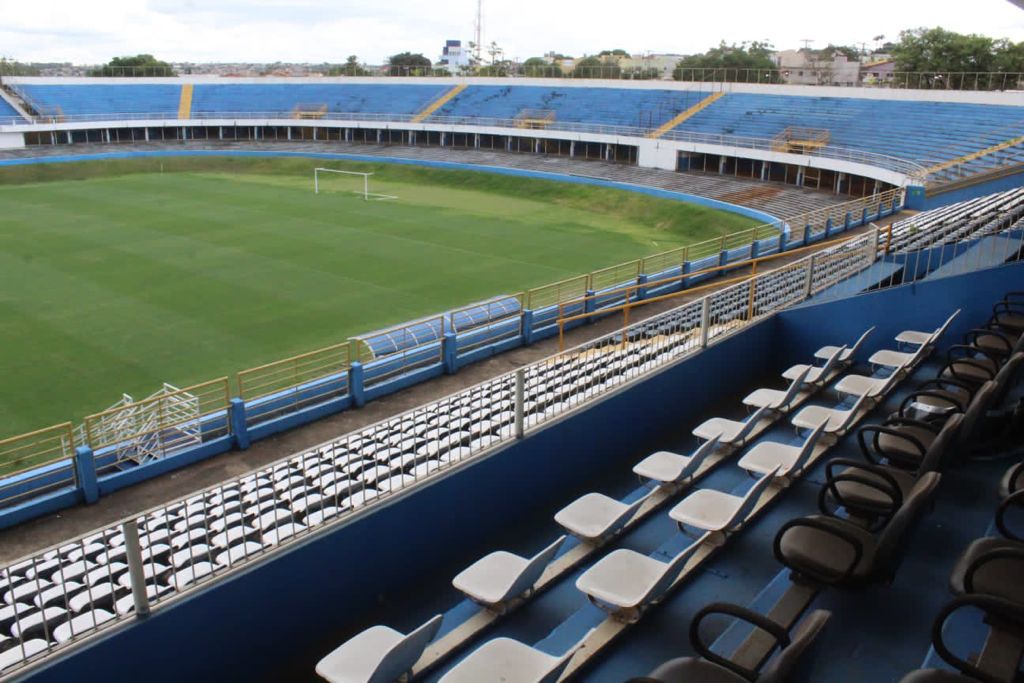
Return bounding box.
[1,0,1022,64]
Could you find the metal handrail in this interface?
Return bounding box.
[0,109,928,180]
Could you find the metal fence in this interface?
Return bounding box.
[237,343,351,427]
[3,216,1021,677]
[5,64,1021,90]
[84,379,231,473]
[0,424,77,510]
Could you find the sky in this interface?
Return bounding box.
[3,0,1024,65]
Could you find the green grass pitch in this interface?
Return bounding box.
[0,156,759,442]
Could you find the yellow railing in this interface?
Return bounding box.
[238,342,351,403]
[0,423,76,479]
[84,378,230,464]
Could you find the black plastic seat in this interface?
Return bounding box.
[917,595,1024,683]
[964,327,1024,361]
[990,293,1024,334]
[774,472,941,588]
[949,490,1024,604]
[949,537,1024,605]
[999,461,1023,500]
[940,346,1000,387]
[632,603,830,683]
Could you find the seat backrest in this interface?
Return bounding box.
[759,609,831,683]
[734,406,771,442]
[848,326,876,358]
[503,535,565,601]
[678,434,722,481]
[372,614,444,683]
[638,537,707,608]
[778,366,812,407]
[724,466,782,531]
[932,309,962,343]
[993,353,1024,405]
[920,413,964,473]
[874,472,941,577]
[957,381,997,449]
[790,420,829,474]
[833,394,871,433]
[818,345,848,379]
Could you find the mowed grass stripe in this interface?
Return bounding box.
[0,158,758,438]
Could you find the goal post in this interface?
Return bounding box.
[313,168,398,201]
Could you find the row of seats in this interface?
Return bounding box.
[314,315,949,681]
[0,302,727,674]
[635,301,1022,682]
[887,188,1024,254]
[897,292,1024,682]
[675,93,1024,178]
[9,83,1023,177]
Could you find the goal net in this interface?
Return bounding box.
[313,168,398,201]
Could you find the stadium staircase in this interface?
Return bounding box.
[646,91,725,139]
[176,84,193,119]
[412,83,467,123]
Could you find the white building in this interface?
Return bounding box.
[438,40,471,73]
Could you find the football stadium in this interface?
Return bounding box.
[1,4,1024,682]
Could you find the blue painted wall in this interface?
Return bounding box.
[924,169,1024,209]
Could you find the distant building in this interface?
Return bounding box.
[438,40,471,73]
[773,49,861,87]
[861,59,896,86]
[618,54,684,79]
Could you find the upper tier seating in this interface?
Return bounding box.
[675,93,1024,178]
[190,83,450,116]
[429,86,715,129]
[14,85,182,117]
[0,97,24,122]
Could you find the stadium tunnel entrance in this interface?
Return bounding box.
[678,150,897,198]
[23,124,641,165]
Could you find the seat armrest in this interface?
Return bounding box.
[931,595,1024,683]
[995,490,1024,542]
[963,546,1024,595]
[689,602,789,681]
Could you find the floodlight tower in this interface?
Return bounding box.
[473,0,484,63]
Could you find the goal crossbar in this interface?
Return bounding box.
[313,168,397,201]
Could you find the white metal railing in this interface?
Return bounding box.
[1,213,1021,677]
[0,109,928,181]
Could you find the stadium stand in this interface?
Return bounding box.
[675,94,1024,182]
[428,85,717,129]
[0,97,23,123]
[5,80,1023,186]
[0,211,1021,681]
[190,83,451,116]
[2,72,1024,681]
[12,84,182,118]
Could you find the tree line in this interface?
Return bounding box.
[10,27,1023,82]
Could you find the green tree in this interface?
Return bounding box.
[88,54,174,77]
[326,55,371,76]
[892,27,1024,88]
[673,41,780,82]
[0,59,41,77]
[597,49,629,58]
[386,52,433,76]
[572,55,620,79]
[521,57,562,78]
